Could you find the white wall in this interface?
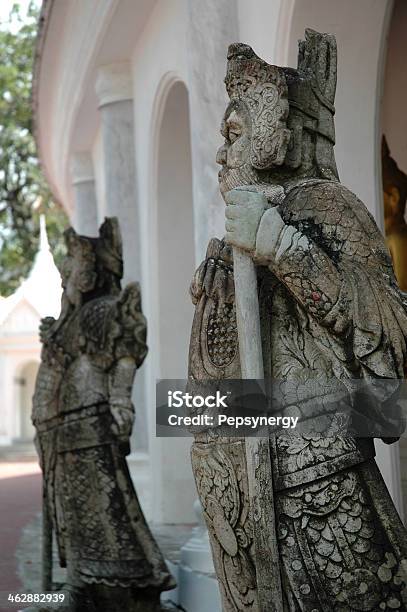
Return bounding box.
[131,0,195,523]
[237,0,288,63]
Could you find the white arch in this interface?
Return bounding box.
[156,79,195,379]
[14,359,39,442]
[146,74,196,524]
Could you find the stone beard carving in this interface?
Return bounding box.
[29,218,175,612]
[188,30,407,611]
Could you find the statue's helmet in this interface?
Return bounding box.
[224,42,291,169]
[63,217,123,295]
[224,29,339,181]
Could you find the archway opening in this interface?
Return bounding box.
[17,361,38,442]
[153,80,196,524]
[157,81,195,378]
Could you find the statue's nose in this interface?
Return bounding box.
[216,144,227,166]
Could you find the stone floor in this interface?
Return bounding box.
[0,460,42,612]
[16,513,193,585]
[0,454,214,611]
[16,512,191,610]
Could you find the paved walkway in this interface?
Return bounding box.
[0,461,41,612]
[0,459,188,611]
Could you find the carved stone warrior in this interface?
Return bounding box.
[188,30,407,611]
[27,218,175,612]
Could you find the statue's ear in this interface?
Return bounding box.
[249,67,291,169]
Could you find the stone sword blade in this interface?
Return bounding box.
[233,246,283,611]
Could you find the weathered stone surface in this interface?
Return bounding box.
[27,218,175,611]
[188,30,407,611]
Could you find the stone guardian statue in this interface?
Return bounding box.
[188,30,407,611]
[27,218,175,612]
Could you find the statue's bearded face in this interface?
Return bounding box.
[216,105,260,198]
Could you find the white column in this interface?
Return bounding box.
[70,152,98,236]
[186,0,239,259]
[95,62,140,285]
[95,62,147,456]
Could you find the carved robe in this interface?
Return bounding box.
[33,285,174,592]
[188,178,407,611]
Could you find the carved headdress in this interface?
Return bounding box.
[225,29,339,180]
[64,217,123,294]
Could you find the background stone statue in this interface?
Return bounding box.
[188,30,407,611]
[382,135,407,291]
[27,218,175,612]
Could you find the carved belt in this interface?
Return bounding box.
[36,402,110,433]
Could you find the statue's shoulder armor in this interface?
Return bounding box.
[114,282,148,366]
[79,285,147,366]
[282,179,392,270]
[79,295,116,349]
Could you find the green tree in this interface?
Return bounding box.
[0,1,67,296]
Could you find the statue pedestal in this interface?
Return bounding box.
[162,561,221,612]
[151,510,221,612]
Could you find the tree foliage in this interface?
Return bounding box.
[0,1,67,296]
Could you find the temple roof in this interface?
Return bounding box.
[0,216,62,327]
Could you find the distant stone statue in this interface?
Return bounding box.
[27,218,174,612]
[188,30,407,610]
[382,135,407,291]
